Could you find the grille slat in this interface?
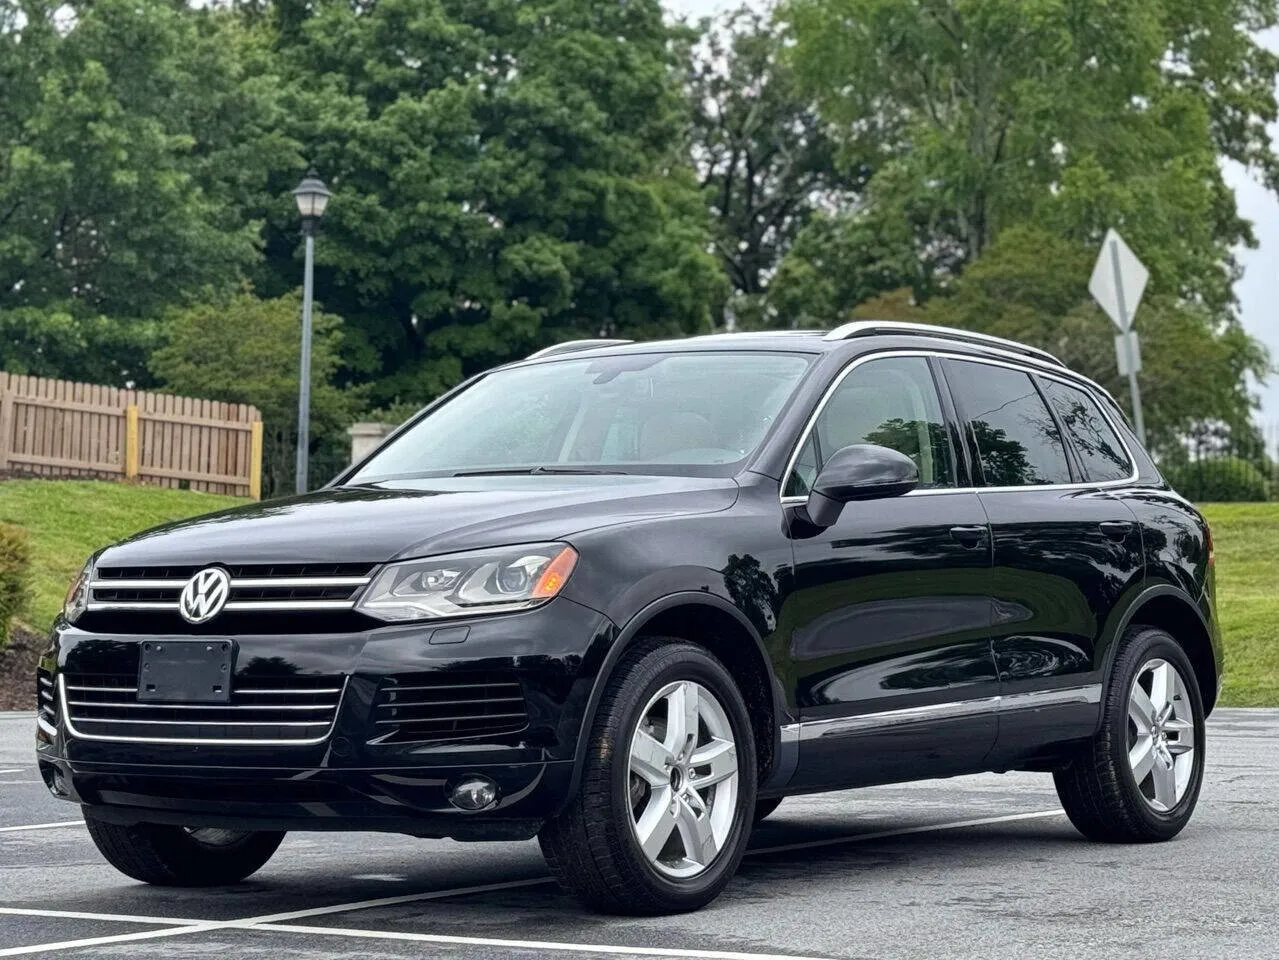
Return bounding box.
[372,673,529,745]
[87,563,376,617]
[72,717,331,728]
[61,673,345,745]
[66,700,335,712]
[36,668,58,734]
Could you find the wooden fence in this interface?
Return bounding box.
[0,373,263,499]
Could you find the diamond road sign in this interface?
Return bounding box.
[1089,229,1148,332]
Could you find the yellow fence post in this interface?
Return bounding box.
[124,405,139,480]
[249,421,263,500]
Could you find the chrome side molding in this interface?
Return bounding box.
[779,684,1102,742]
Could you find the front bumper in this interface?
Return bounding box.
[35,597,615,837]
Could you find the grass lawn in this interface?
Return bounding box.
[0,480,1274,705]
[1200,503,1279,707]
[0,479,245,632]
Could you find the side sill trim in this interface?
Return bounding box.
[780,685,1101,742]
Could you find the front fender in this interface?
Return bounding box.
[556,588,793,816]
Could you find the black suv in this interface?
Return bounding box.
[36,322,1220,914]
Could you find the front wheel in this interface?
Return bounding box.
[84,817,285,886]
[1054,626,1206,842]
[540,638,757,914]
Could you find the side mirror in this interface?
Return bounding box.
[803,443,920,528]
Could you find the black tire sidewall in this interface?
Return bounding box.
[1107,630,1206,835]
[603,642,757,905]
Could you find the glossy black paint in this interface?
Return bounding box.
[35,331,1223,839]
[782,487,998,789]
[803,443,920,527]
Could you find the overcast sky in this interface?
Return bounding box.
[664,0,1279,426]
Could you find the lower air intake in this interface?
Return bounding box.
[371,673,528,745]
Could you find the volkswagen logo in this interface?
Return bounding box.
[178,567,231,624]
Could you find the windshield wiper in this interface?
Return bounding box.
[450,466,626,477]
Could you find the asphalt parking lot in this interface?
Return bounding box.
[2,709,1277,960]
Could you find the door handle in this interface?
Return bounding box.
[1099,520,1135,542]
[949,525,988,548]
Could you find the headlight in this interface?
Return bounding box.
[356,543,578,622]
[62,558,93,624]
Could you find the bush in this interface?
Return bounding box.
[0,523,33,648]
[1165,458,1272,503]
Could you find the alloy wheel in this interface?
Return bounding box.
[1127,658,1196,812]
[626,680,740,879]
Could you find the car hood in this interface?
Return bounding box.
[97,475,740,567]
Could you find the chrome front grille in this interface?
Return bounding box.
[60,673,345,745]
[371,674,529,745]
[36,668,57,736]
[88,563,376,615]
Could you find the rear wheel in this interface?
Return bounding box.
[540,638,756,914]
[1054,626,1205,842]
[84,816,285,885]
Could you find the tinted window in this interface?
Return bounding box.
[352,352,812,481]
[785,356,955,497]
[1041,379,1132,482]
[945,360,1072,487]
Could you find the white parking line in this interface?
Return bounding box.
[0,926,222,957]
[246,876,554,923]
[0,808,1065,958]
[0,821,82,834]
[247,922,835,959]
[0,769,24,775]
[0,908,203,926]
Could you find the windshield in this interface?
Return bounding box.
[349,351,812,481]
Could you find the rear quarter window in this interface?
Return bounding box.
[1039,378,1133,483]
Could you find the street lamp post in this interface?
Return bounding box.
[292,169,331,495]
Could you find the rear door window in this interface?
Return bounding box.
[944,360,1073,487]
[1040,379,1133,483]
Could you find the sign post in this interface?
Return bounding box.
[1089,229,1149,446]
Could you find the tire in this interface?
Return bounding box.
[540,638,757,914]
[753,797,783,824]
[1054,626,1206,843]
[84,817,285,886]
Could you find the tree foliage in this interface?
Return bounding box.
[0,0,295,381]
[782,0,1278,294]
[925,227,1271,455]
[1,0,1275,466]
[149,289,355,496]
[254,0,723,408]
[685,6,858,320]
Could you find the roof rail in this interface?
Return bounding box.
[526,338,634,360]
[823,321,1064,367]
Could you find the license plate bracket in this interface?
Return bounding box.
[137,640,235,703]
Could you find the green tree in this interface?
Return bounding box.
[149,289,356,496]
[684,7,857,326]
[0,0,297,382]
[926,227,1272,456]
[255,0,724,409]
[762,0,1274,447]
[781,0,1278,299]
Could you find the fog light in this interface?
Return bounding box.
[449,776,499,811]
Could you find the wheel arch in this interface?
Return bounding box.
[563,592,788,813]
[1112,585,1219,715]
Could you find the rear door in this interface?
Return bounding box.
[781,354,998,790]
[940,358,1144,756]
